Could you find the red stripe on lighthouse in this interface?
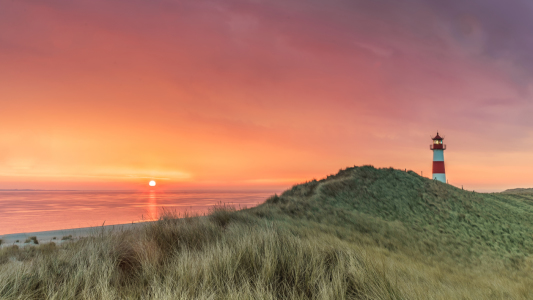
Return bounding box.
[432,161,445,173]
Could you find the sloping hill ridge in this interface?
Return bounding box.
[502,187,533,194]
[259,165,533,263]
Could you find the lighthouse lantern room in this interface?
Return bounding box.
[430,132,446,183]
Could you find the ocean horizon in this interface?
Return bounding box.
[0,190,278,236]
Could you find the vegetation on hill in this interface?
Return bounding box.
[502,187,533,194]
[1,166,532,299]
[261,166,533,264]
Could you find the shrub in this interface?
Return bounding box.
[24,237,38,244]
[0,245,19,265]
[208,204,238,228]
[145,214,223,254]
[61,235,72,241]
[39,242,56,254]
[266,194,281,204]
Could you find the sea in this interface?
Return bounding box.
[0,190,277,235]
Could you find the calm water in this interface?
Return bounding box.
[0,190,276,235]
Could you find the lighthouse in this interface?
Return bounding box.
[430,132,446,183]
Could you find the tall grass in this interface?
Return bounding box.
[2,209,532,299]
[0,212,400,299]
[1,166,533,299]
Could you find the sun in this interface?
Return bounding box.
[149,180,156,187]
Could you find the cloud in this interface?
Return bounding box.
[2,0,533,189]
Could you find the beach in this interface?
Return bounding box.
[0,223,143,248]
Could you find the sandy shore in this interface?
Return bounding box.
[0,223,144,248]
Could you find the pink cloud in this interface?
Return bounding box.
[2,0,533,191]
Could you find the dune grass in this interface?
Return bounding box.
[24,236,39,245]
[1,166,533,299]
[259,166,533,263]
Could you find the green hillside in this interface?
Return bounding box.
[256,166,533,264]
[1,166,532,299]
[502,187,533,194]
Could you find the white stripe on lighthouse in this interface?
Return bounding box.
[433,173,446,182]
[433,150,444,161]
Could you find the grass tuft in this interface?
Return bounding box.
[24,236,38,244]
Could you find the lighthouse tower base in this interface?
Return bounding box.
[433,173,446,183]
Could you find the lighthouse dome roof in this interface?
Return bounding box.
[432,132,444,140]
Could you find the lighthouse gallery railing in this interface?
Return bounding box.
[429,144,446,150]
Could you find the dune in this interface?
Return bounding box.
[1,165,532,299]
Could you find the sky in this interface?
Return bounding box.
[2,0,533,192]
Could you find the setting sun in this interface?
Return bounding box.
[149,180,156,187]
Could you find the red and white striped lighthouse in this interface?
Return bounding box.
[430,132,446,183]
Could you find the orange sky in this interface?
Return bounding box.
[2,0,533,192]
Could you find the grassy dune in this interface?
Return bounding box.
[1,166,533,299]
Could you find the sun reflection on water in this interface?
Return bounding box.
[148,190,158,220]
[0,190,274,235]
